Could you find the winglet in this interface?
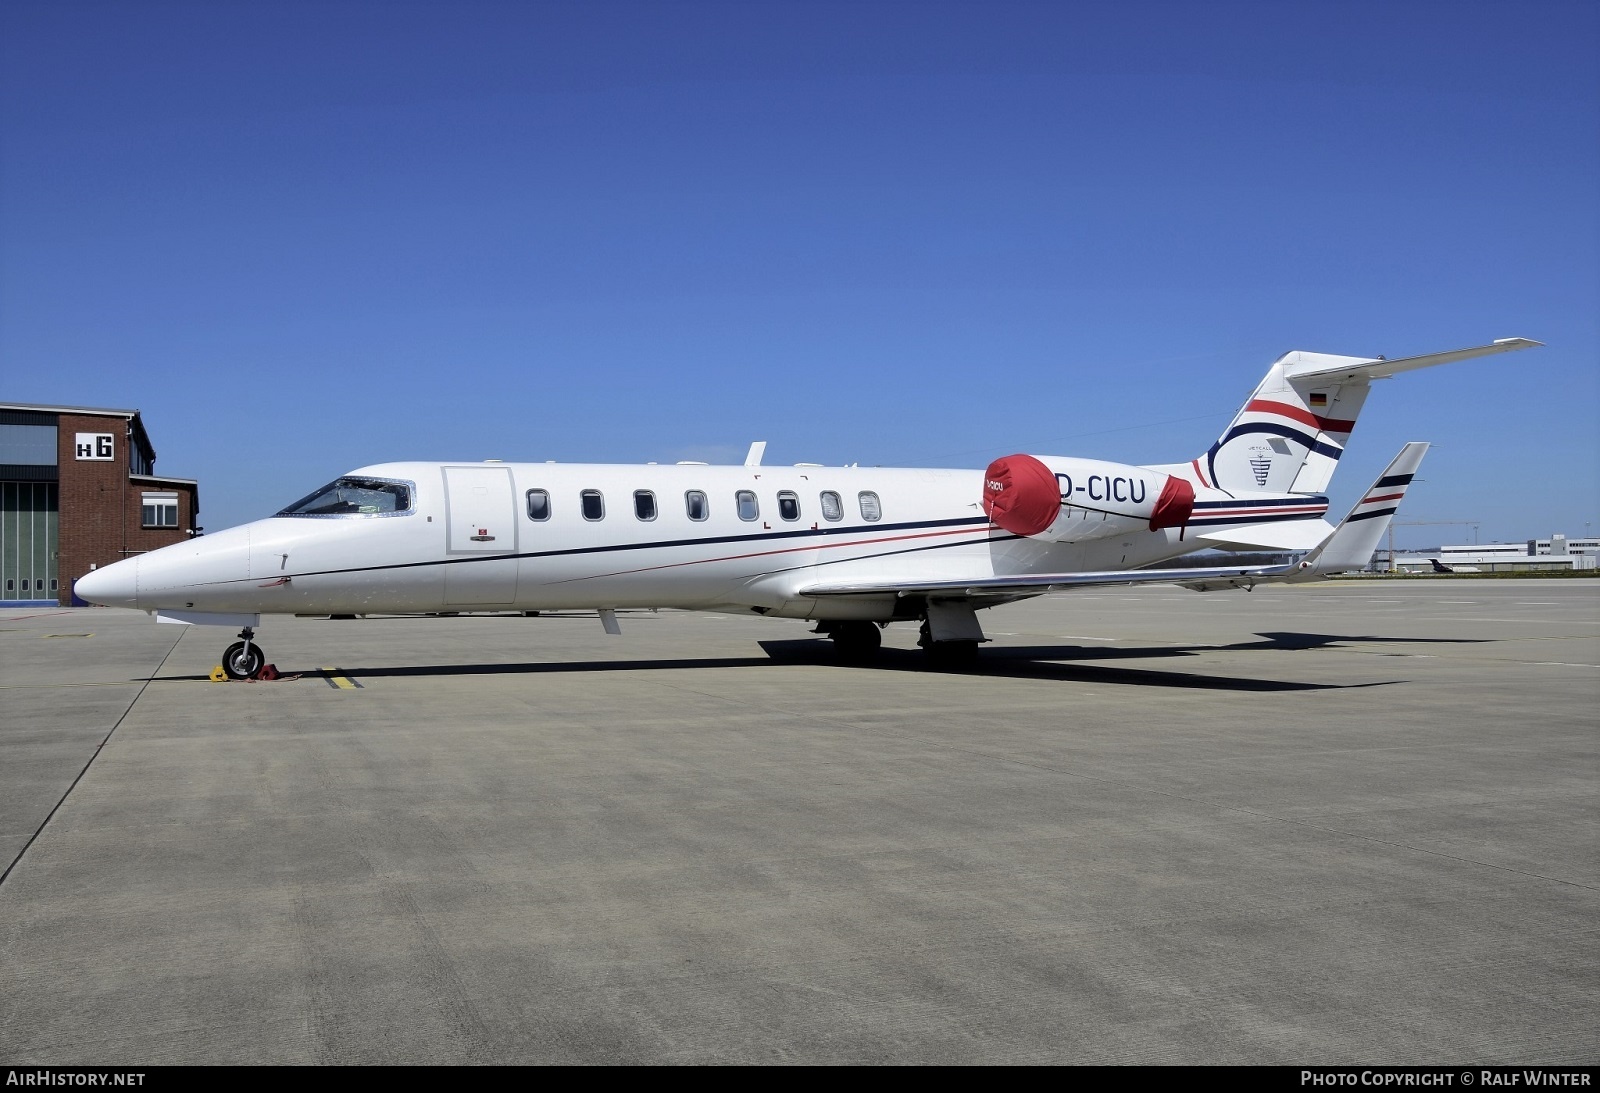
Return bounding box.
[1295,442,1429,577]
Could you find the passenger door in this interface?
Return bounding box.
[443,466,518,605]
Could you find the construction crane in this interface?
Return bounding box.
[1384,520,1481,572]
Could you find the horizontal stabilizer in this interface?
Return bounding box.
[1285,338,1541,382]
[1197,519,1335,552]
[1176,338,1535,498]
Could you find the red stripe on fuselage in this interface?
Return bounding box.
[1191,459,1211,488]
[1196,505,1328,517]
[1246,399,1357,434]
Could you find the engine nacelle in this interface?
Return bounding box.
[982,454,1194,543]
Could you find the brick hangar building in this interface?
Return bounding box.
[1,402,200,606]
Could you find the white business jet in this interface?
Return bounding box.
[74,338,1539,677]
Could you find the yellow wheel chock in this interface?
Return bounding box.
[209,665,229,683]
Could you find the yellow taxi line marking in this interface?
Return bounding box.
[322,667,362,690]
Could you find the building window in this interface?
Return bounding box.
[0,423,57,465]
[142,493,179,528]
[634,490,657,521]
[777,491,800,521]
[685,490,709,521]
[819,491,843,522]
[858,491,882,521]
[580,490,604,521]
[526,489,551,520]
[736,490,759,521]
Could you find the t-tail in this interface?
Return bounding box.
[1170,338,1540,496]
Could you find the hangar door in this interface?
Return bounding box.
[443,466,518,605]
[1,482,59,603]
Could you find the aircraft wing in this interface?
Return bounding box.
[798,562,1296,599]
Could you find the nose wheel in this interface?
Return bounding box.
[221,626,266,680]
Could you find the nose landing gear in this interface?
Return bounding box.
[220,626,266,680]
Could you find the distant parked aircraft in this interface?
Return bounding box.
[73,338,1541,676]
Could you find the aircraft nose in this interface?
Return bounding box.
[74,558,138,608]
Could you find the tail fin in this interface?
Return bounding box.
[1196,338,1539,496]
[1298,441,1429,575]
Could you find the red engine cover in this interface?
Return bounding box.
[1148,475,1195,531]
[982,454,1059,537]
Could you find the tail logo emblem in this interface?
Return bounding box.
[1249,457,1272,485]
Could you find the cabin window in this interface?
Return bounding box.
[736,490,759,521]
[525,489,551,521]
[4,579,11,592]
[777,491,800,521]
[858,491,882,521]
[685,490,709,521]
[278,477,412,517]
[581,490,604,521]
[141,493,179,528]
[50,579,58,591]
[819,491,843,522]
[634,490,657,521]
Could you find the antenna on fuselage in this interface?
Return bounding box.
[744,441,767,467]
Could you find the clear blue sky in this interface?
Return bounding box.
[3,0,1596,547]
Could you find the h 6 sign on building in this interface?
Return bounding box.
[76,433,114,460]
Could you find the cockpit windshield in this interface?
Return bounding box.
[276,477,412,517]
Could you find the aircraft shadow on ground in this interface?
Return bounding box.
[754,638,1406,691]
[151,631,1482,691]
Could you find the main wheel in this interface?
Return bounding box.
[221,640,265,680]
[924,639,979,669]
[830,621,882,663]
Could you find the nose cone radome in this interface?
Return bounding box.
[133,524,253,609]
[74,557,139,608]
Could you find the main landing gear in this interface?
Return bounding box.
[818,620,883,663]
[816,616,982,667]
[917,619,980,667]
[221,625,266,680]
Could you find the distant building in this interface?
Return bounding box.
[1528,534,1598,558]
[1,403,200,606]
[1390,535,1598,573]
